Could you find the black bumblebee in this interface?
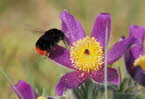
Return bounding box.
[36,28,66,56]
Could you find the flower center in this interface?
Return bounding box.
[134,55,145,71]
[70,36,104,72]
[84,49,90,55]
[37,96,47,99]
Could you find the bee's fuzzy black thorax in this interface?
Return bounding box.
[36,28,65,53]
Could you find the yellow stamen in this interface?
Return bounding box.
[70,36,104,72]
[37,96,47,99]
[134,55,145,71]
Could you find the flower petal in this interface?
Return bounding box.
[56,71,90,96]
[133,66,145,86]
[49,45,76,69]
[91,13,111,49]
[12,80,38,99]
[107,37,135,65]
[124,45,144,77]
[90,67,120,84]
[129,25,145,45]
[60,11,86,46]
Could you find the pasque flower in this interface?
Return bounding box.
[125,25,145,86]
[48,11,135,96]
[12,80,53,99]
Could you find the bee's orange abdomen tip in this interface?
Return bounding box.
[36,47,47,56]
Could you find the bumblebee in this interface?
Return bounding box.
[36,28,66,56]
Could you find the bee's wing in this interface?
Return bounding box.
[24,24,47,34]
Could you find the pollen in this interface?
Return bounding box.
[70,36,104,72]
[37,96,47,99]
[134,55,145,71]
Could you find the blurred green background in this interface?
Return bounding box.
[0,0,145,98]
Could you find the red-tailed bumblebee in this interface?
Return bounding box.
[36,28,66,56]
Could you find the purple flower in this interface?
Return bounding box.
[12,80,54,99]
[124,25,145,86]
[48,11,135,96]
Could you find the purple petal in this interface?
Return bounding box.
[56,71,90,96]
[124,45,144,77]
[49,45,76,69]
[129,25,145,45]
[107,37,135,65]
[90,67,120,84]
[91,13,111,49]
[12,80,38,99]
[129,45,144,59]
[133,66,145,86]
[60,11,86,46]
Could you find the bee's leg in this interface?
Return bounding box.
[46,52,50,57]
[63,41,67,48]
[53,47,56,51]
[36,53,39,56]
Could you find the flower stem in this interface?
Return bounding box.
[104,22,109,99]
